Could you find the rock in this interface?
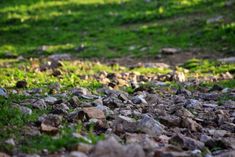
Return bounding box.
[203,103,218,108]
[22,126,41,136]
[0,88,7,97]
[160,48,181,55]
[5,138,15,146]
[44,96,58,105]
[124,144,145,157]
[69,151,88,157]
[96,105,113,117]
[209,84,223,91]
[39,114,62,134]
[176,88,191,97]
[0,152,10,157]
[70,96,80,108]
[205,139,232,150]
[175,107,194,118]
[16,80,27,88]
[173,71,186,82]
[218,57,235,63]
[159,115,181,127]
[40,123,58,134]
[48,53,71,61]
[154,150,191,157]
[113,115,138,133]
[32,99,47,109]
[169,134,204,150]
[137,114,165,137]
[125,133,159,150]
[184,99,202,109]
[199,93,219,101]
[208,129,229,137]
[181,117,202,132]
[214,150,235,157]
[18,106,32,115]
[103,96,123,109]
[207,16,223,24]
[131,95,147,104]
[200,134,212,143]
[48,82,61,93]
[82,107,105,120]
[74,143,93,154]
[89,136,145,157]
[71,87,97,99]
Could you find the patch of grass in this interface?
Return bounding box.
[0,0,234,58]
[20,124,105,153]
[182,59,235,74]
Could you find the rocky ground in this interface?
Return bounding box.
[0,53,235,157]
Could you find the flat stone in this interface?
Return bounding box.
[0,152,10,157]
[113,115,138,133]
[159,115,181,127]
[69,151,88,157]
[89,136,145,157]
[32,99,47,110]
[44,96,58,105]
[169,134,204,150]
[181,117,202,132]
[137,114,165,137]
[82,107,105,120]
[160,48,181,55]
[48,53,71,61]
[218,57,235,63]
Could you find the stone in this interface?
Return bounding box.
[0,152,10,157]
[39,114,62,133]
[181,117,202,132]
[199,93,219,101]
[205,139,232,150]
[89,136,145,157]
[5,138,15,146]
[160,48,181,55]
[184,99,202,109]
[96,105,113,117]
[0,88,7,97]
[131,95,147,104]
[103,96,123,109]
[18,106,32,115]
[113,115,138,133]
[124,144,145,157]
[48,53,71,61]
[208,129,229,137]
[173,71,186,82]
[207,16,223,24]
[69,151,88,157]
[44,96,58,105]
[48,82,61,93]
[70,96,80,108]
[218,57,235,63]
[169,134,204,150]
[203,103,218,108]
[159,115,181,127]
[16,80,27,88]
[74,143,93,154]
[32,99,47,109]
[82,107,105,120]
[137,114,165,137]
[214,150,235,157]
[154,150,191,157]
